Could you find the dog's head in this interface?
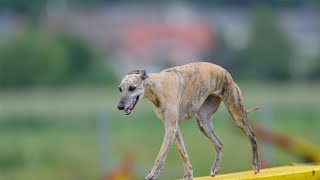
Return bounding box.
[117,69,148,115]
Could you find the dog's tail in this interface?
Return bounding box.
[246,106,260,114]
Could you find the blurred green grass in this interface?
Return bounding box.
[0,83,320,179]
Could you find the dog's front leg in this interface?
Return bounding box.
[144,112,178,180]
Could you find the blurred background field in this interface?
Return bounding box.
[0,0,320,180]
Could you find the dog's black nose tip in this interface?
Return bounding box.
[117,100,125,110]
[117,105,124,110]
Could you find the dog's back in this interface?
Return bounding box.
[160,62,234,121]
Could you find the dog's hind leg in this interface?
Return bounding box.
[175,126,193,180]
[195,95,223,176]
[224,84,261,174]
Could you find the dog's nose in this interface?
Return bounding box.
[117,101,125,110]
[117,105,124,110]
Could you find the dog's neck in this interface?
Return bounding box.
[143,73,161,107]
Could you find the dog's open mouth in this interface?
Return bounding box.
[124,96,140,115]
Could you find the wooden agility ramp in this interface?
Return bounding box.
[191,164,320,180]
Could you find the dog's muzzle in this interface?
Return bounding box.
[117,96,140,115]
[123,95,139,115]
[117,101,125,110]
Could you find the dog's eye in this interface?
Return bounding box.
[128,86,136,91]
[119,87,122,92]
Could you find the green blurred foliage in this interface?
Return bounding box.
[0,31,116,88]
[0,0,48,27]
[0,147,25,170]
[308,55,320,80]
[237,8,292,81]
[54,31,116,85]
[209,32,235,70]
[212,8,293,81]
[0,115,54,131]
[56,33,93,78]
[0,33,67,87]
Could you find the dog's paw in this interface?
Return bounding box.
[253,159,261,174]
[210,171,217,177]
[183,172,193,180]
[253,165,260,175]
[253,165,261,175]
[210,165,219,177]
[144,173,156,180]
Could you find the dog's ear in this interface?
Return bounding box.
[128,70,140,75]
[140,69,148,80]
[128,69,148,80]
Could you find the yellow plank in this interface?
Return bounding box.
[191,164,320,180]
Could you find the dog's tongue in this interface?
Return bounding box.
[124,107,132,115]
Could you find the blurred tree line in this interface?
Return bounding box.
[1,1,319,88]
[0,0,117,88]
[211,8,320,82]
[0,32,116,88]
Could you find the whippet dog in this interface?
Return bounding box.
[117,62,261,180]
